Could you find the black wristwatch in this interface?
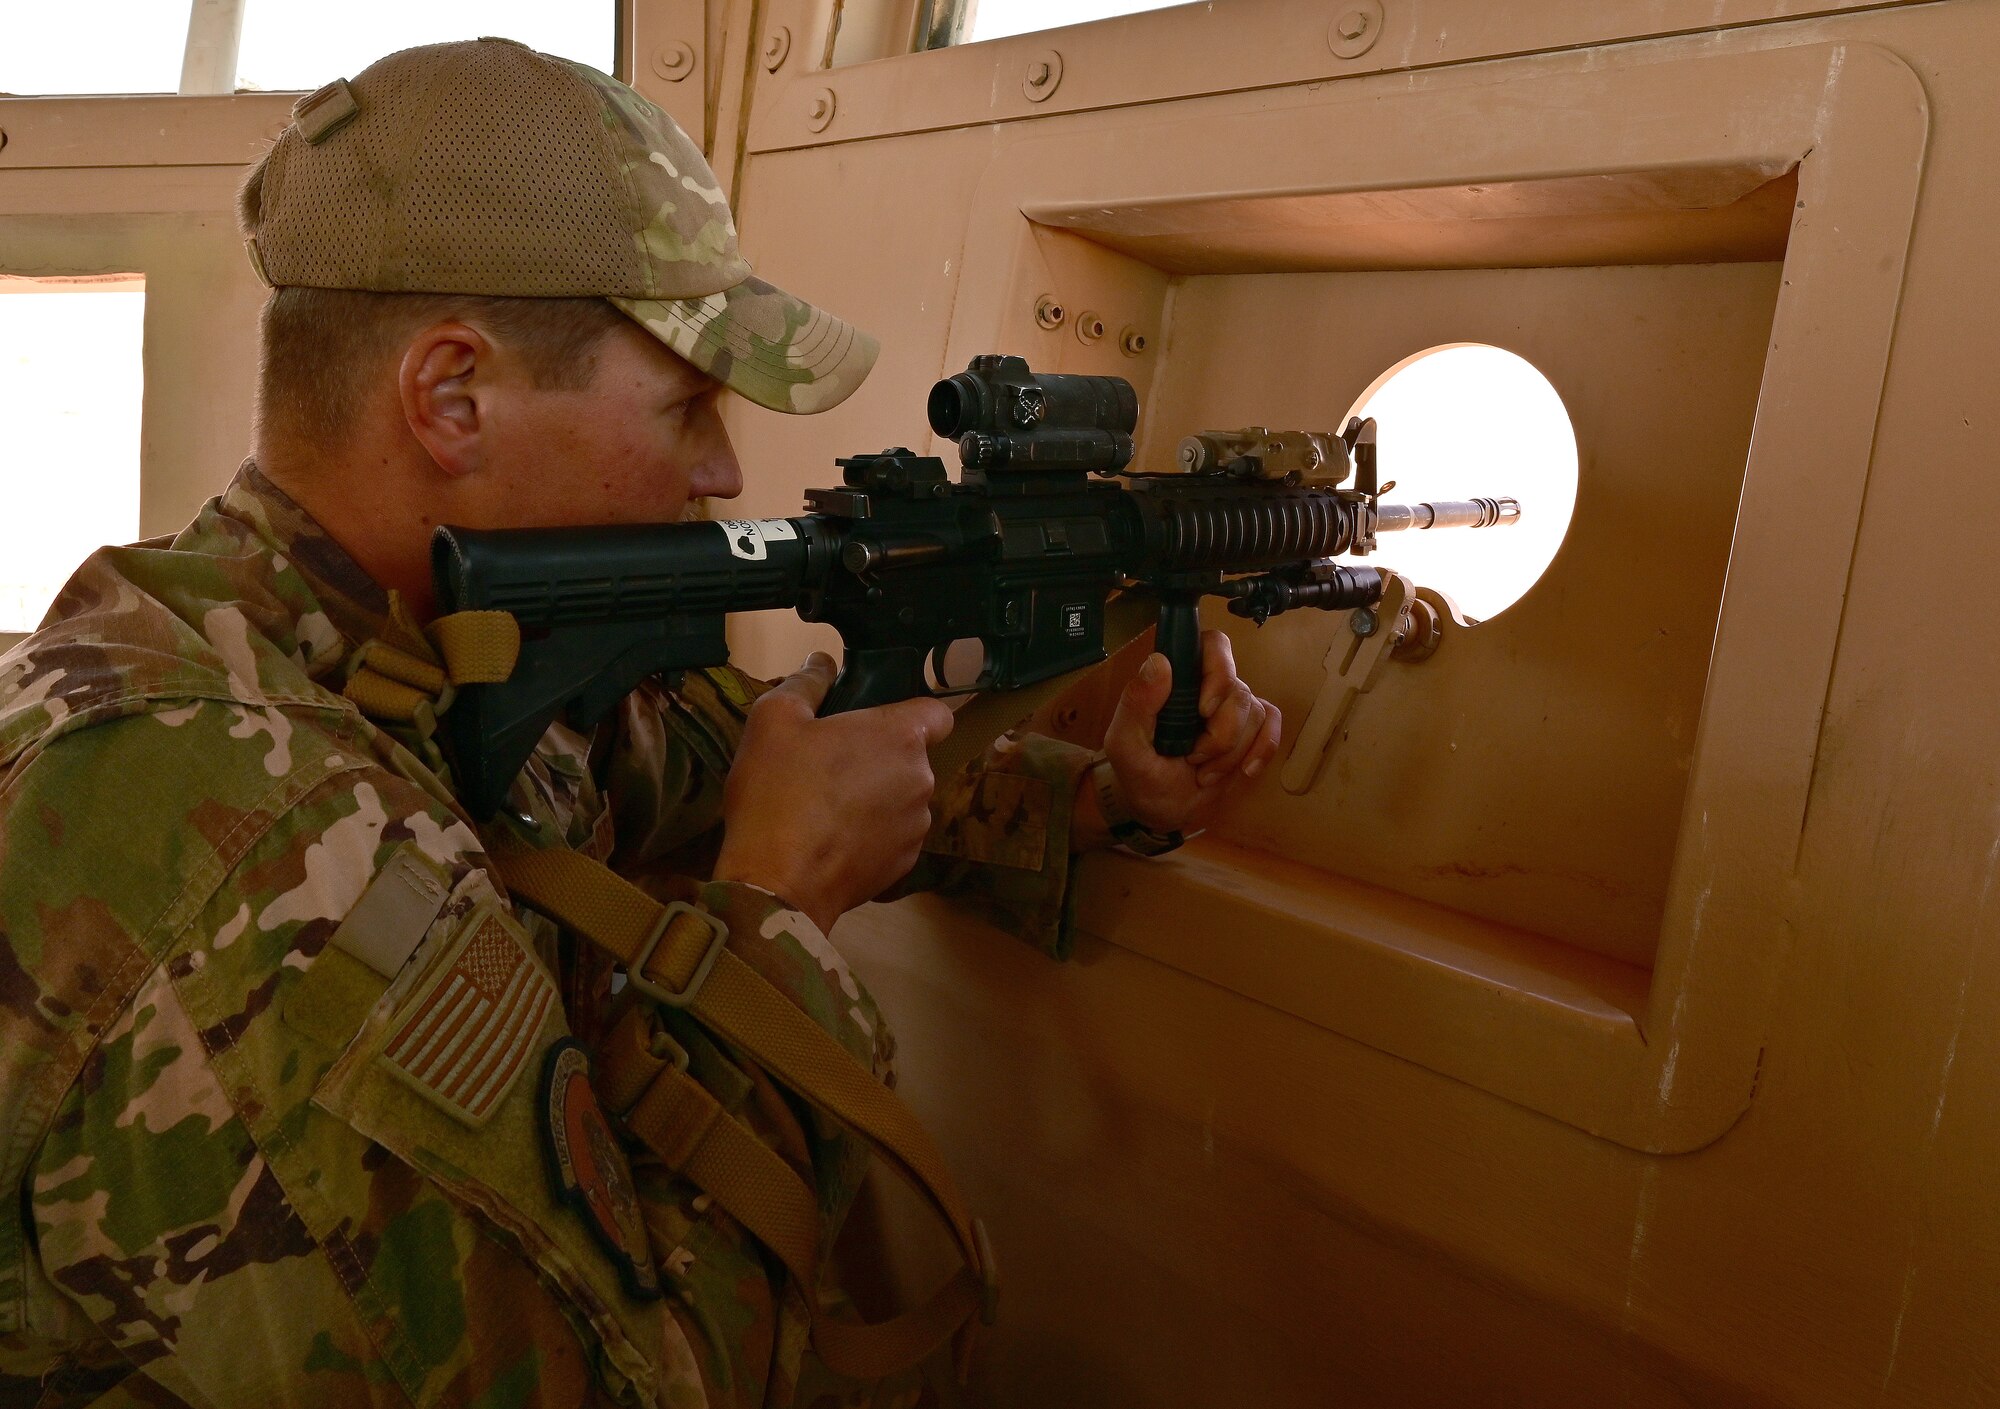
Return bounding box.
[1088,755,1184,857]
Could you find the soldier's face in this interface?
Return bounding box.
[474,318,744,528]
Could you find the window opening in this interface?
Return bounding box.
[235,2,615,91]
[952,0,1196,46]
[0,1,195,95]
[0,277,146,634]
[0,2,614,97]
[1340,345,1576,622]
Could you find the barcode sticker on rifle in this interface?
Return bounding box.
[718,518,799,561]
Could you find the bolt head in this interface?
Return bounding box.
[1329,1,1384,57]
[652,43,695,81]
[1021,48,1063,102]
[762,27,792,71]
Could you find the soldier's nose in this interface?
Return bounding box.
[692,450,744,501]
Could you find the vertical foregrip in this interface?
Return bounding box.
[1153,589,1205,757]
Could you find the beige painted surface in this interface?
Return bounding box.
[722,27,1926,1159]
[5,1,1999,1404]
[725,1,2000,1405]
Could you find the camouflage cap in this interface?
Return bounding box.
[239,38,876,415]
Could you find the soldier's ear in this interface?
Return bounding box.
[398,322,489,478]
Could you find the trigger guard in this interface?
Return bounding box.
[926,639,996,697]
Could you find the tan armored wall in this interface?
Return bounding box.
[713,2,2000,1406]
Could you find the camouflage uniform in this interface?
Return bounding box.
[0,464,1092,1407]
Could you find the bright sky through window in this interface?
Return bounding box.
[1339,345,1578,622]
[0,281,146,634]
[0,2,613,95]
[967,0,1194,43]
[0,2,193,94]
[236,2,615,91]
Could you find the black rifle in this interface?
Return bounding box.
[432,354,1518,818]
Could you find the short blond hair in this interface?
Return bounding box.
[253,287,627,448]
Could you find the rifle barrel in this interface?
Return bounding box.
[1376,497,1521,532]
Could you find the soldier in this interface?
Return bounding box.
[0,38,1279,1409]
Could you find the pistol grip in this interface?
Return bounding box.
[823,646,931,715]
[1152,591,1204,757]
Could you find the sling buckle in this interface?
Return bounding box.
[628,901,729,1008]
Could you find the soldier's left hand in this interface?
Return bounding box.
[1099,630,1282,837]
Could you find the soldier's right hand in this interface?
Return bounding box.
[713,651,954,934]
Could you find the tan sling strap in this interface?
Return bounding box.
[594,1003,989,1380]
[494,845,994,1378]
[341,593,520,727]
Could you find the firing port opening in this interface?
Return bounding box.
[1337,343,1577,622]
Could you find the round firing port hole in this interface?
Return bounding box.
[1338,343,1577,623]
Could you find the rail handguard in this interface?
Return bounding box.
[432,354,1518,818]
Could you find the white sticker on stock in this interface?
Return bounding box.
[718,518,800,562]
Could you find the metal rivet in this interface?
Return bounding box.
[763,27,791,73]
[806,88,837,133]
[1329,1,1384,58]
[1075,310,1106,345]
[652,42,696,82]
[1035,295,1067,329]
[1022,48,1063,102]
[1120,327,1148,356]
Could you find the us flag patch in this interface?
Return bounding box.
[380,907,557,1126]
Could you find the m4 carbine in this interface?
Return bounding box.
[432,354,1519,818]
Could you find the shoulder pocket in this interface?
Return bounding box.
[305,879,669,1405]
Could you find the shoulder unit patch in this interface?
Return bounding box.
[540,1038,660,1300]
